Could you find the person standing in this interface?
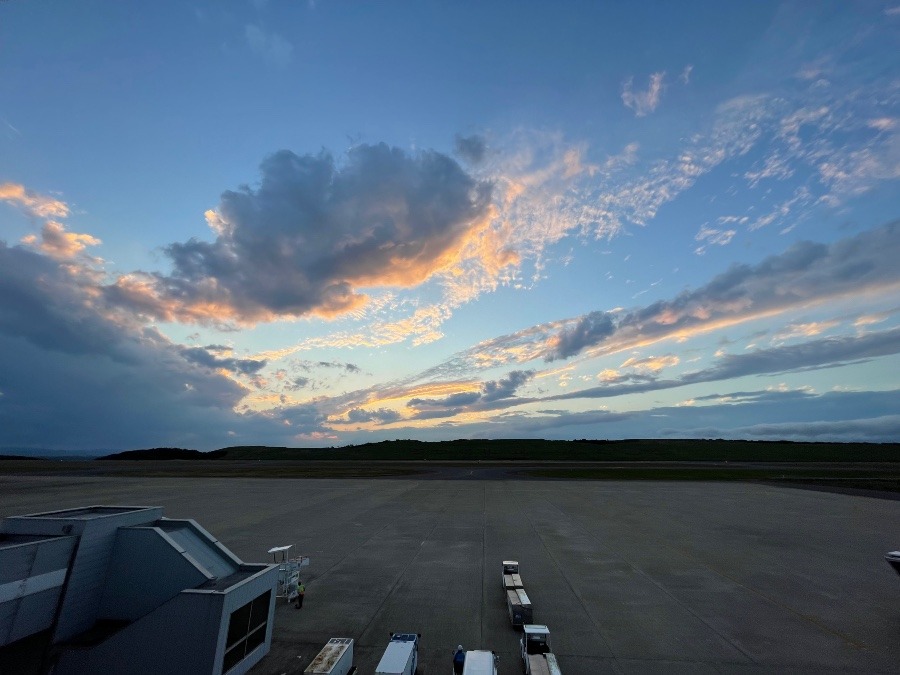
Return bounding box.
[452,645,465,674]
[295,579,305,609]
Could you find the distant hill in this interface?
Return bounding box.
[98,448,227,461]
[96,439,900,463]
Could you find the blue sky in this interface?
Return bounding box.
[1,1,899,451]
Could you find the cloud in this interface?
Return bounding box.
[620,354,679,373]
[436,221,900,374]
[21,221,101,260]
[342,407,402,425]
[548,326,900,402]
[548,311,616,361]
[178,346,266,375]
[0,241,313,451]
[296,360,361,373]
[621,72,665,117]
[245,24,293,66]
[556,222,900,360]
[339,388,900,444]
[454,134,487,164]
[406,369,535,418]
[106,144,495,326]
[770,320,839,343]
[0,182,69,220]
[680,65,693,85]
[481,369,535,401]
[694,224,736,255]
[729,415,900,441]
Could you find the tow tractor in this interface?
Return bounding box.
[521,625,561,675]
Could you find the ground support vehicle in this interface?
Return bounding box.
[521,625,561,675]
[304,638,355,675]
[886,550,900,576]
[502,561,522,590]
[506,588,533,627]
[376,632,419,675]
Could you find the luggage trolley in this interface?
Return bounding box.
[268,544,310,602]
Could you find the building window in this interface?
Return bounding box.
[223,590,271,673]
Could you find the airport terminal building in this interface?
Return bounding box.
[0,505,279,675]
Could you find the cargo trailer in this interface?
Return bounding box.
[506,588,533,627]
[304,637,354,675]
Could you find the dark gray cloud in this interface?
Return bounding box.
[548,311,616,361]
[297,360,361,373]
[548,326,900,402]
[343,407,403,425]
[285,376,311,390]
[406,370,536,418]
[109,144,493,324]
[723,415,900,441]
[0,243,135,361]
[534,221,900,361]
[408,391,482,410]
[340,388,900,445]
[454,134,487,164]
[179,346,266,375]
[0,242,314,451]
[482,370,535,401]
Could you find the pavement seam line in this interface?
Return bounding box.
[354,482,465,645]
[509,486,618,663]
[556,487,765,665]
[574,485,871,653]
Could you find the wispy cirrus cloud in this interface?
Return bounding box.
[430,221,900,376]
[621,72,666,117]
[547,326,900,403]
[245,24,293,66]
[694,224,737,255]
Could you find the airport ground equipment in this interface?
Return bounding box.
[376,632,419,675]
[887,550,900,577]
[268,544,310,602]
[521,625,562,675]
[461,650,498,675]
[506,588,533,627]
[502,560,523,590]
[304,638,355,675]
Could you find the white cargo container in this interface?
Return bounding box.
[375,632,419,675]
[461,650,497,675]
[304,637,354,675]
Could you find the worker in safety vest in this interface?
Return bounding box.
[452,645,465,674]
[295,580,305,609]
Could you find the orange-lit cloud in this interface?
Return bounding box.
[429,222,900,379]
[0,182,69,219]
[21,221,101,260]
[620,354,680,373]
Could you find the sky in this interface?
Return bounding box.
[1,1,899,452]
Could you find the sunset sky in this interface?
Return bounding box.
[1,1,899,452]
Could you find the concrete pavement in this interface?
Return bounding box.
[0,476,897,674]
